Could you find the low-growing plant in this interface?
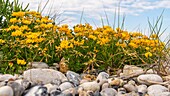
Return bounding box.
[0,9,168,74]
[0,11,61,73]
[0,10,167,74]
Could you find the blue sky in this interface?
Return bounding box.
[17,0,170,41]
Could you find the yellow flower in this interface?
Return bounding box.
[145,52,152,58]
[97,37,109,45]
[10,18,18,23]
[12,11,25,17]
[25,39,34,44]
[9,25,19,30]
[36,19,41,23]
[11,30,23,36]
[17,59,26,65]
[116,42,126,48]
[20,25,30,31]
[22,19,31,25]
[46,24,53,29]
[60,40,73,49]
[145,47,150,51]
[0,39,5,43]
[129,42,138,48]
[88,35,97,40]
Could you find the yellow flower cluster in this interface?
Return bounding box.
[6,11,56,46]
[17,59,26,65]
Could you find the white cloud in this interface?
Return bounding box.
[11,0,170,27]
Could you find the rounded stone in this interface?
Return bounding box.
[137,84,147,95]
[96,72,109,82]
[0,86,14,96]
[59,82,74,91]
[147,84,168,96]
[123,83,137,92]
[137,74,163,85]
[100,88,117,96]
[79,81,100,92]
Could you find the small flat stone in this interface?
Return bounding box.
[23,69,67,84]
[79,81,100,92]
[137,74,163,85]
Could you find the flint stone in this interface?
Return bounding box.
[66,71,81,86]
[147,84,168,96]
[79,81,100,92]
[0,86,14,96]
[100,88,117,96]
[23,69,67,84]
[24,85,48,96]
[137,74,163,85]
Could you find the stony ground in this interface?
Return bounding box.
[1,62,170,96]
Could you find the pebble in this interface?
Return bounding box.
[79,81,100,92]
[137,74,163,85]
[96,72,109,82]
[59,82,74,91]
[23,69,68,84]
[123,83,137,92]
[137,84,147,95]
[0,86,14,96]
[147,84,169,96]
[0,64,170,96]
[66,71,81,86]
[100,88,117,96]
[24,85,48,96]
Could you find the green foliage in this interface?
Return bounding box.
[0,0,29,28]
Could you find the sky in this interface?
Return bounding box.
[16,0,170,41]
